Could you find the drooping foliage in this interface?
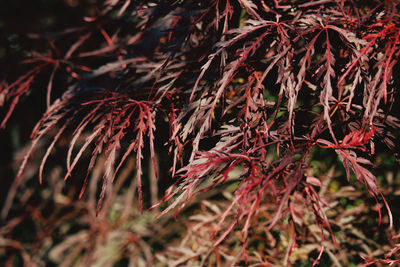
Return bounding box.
[1,0,400,265]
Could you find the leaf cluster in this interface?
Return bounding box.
[1,0,400,265]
